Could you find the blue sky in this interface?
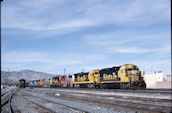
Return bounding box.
[1,0,171,74]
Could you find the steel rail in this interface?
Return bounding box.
[48,92,171,113]
[23,88,171,113]
[21,92,90,113]
[28,87,172,94]
[21,96,56,113]
[1,88,20,113]
[8,94,14,113]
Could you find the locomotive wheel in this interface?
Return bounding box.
[98,84,105,89]
[120,83,130,89]
[88,84,94,89]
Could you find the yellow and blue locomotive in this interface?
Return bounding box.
[72,64,146,89]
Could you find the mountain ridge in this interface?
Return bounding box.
[1,70,58,84]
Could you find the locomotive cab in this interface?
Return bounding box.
[19,79,26,88]
[119,64,146,89]
[50,76,59,87]
[125,65,140,82]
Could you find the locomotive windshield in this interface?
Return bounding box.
[126,66,139,71]
[127,68,139,71]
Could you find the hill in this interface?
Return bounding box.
[1,70,57,84]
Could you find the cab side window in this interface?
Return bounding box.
[128,68,132,71]
[121,70,124,73]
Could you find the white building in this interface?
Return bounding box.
[143,72,171,89]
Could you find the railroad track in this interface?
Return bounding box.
[1,88,19,113]
[21,96,56,113]
[20,92,89,113]
[1,90,13,106]
[109,89,172,95]
[30,87,172,95]
[26,88,172,100]
[8,94,14,113]
[24,88,172,113]
[73,88,172,95]
[1,91,8,97]
[47,92,171,113]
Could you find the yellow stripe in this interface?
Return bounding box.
[100,81,128,83]
[72,81,92,84]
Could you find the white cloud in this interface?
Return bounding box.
[1,0,170,74]
[83,31,133,47]
[2,0,170,31]
[132,32,170,41]
[2,51,83,65]
[130,59,171,74]
[83,30,170,54]
[107,44,171,54]
[109,47,149,54]
[1,51,106,73]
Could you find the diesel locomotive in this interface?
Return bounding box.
[27,64,146,89]
[19,79,26,88]
[72,64,146,89]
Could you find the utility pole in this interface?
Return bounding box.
[6,68,9,85]
[151,66,153,74]
[8,68,9,76]
[64,68,66,75]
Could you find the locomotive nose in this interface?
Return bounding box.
[130,71,139,75]
[136,72,139,75]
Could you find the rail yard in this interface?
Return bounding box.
[1,86,172,113]
[1,64,172,113]
[27,64,146,89]
[1,0,171,112]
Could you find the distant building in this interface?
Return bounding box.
[143,72,171,89]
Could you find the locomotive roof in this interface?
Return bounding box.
[74,72,89,75]
[100,66,121,71]
[19,79,26,81]
[53,76,59,79]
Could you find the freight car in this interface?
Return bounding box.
[19,79,26,88]
[72,64,146,89]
